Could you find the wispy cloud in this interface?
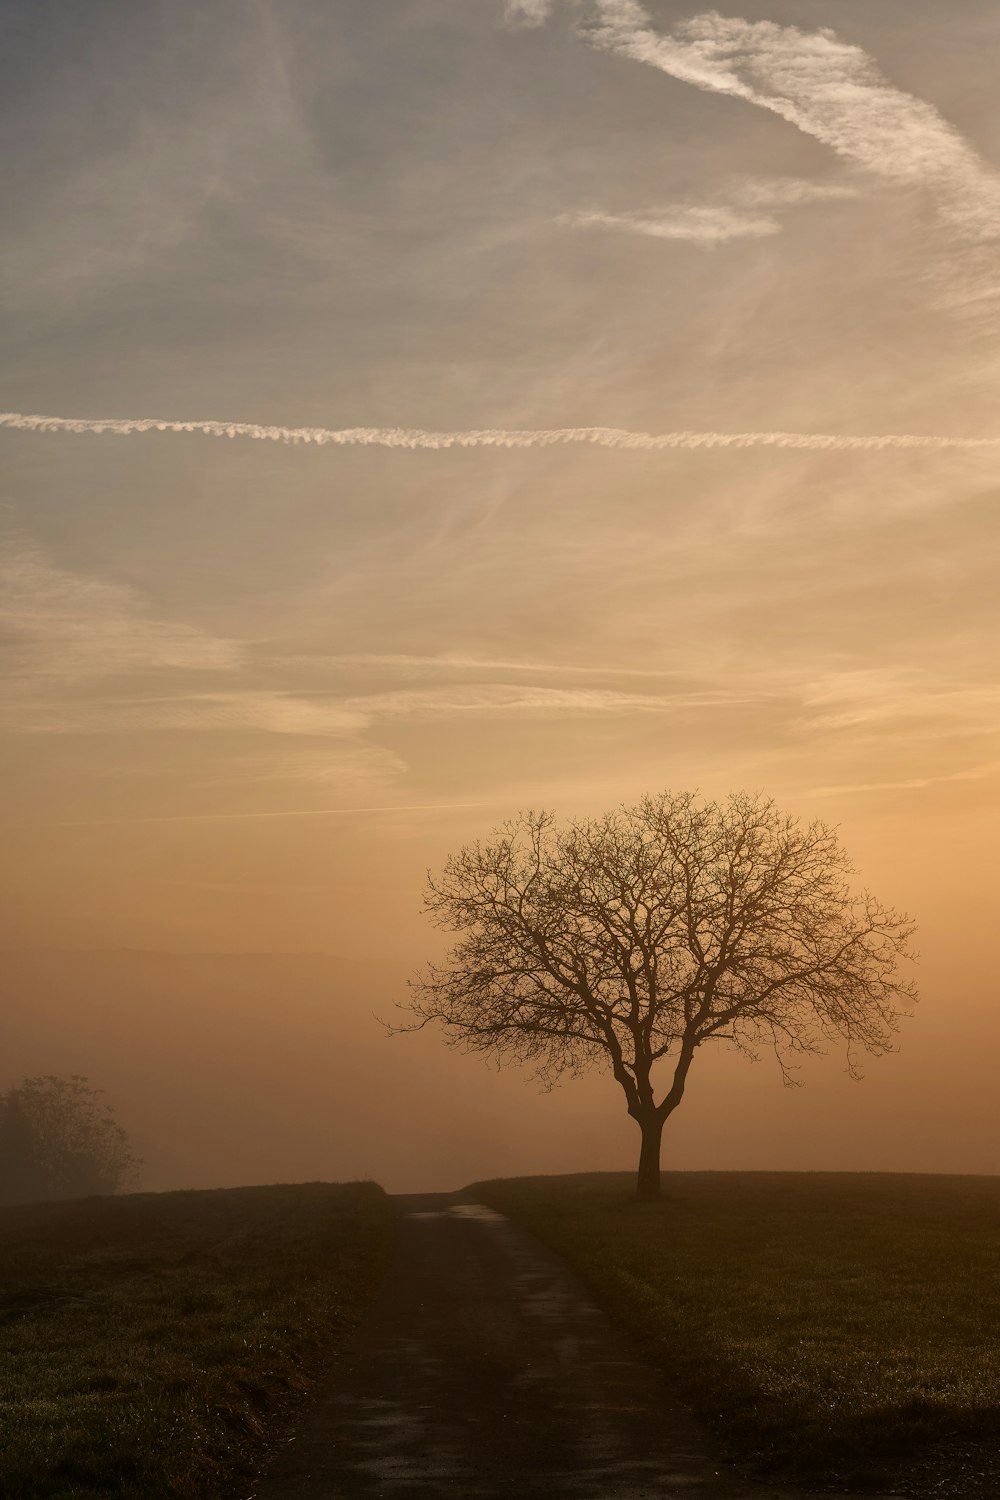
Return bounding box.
[5,410,1000,453]
[567,175,859,247]
[0,542,768,741]
[584,4,1000,224]
[345,684,755,718]
[296,652,689,679]
[204,745,408,789]
[732,175,860,208]
[0,540,241,678]
[0,541,364,739]
[568,204,779,243]
[577,3,1000,308]
[797,764,1000,800]
[798,670,1000,736]
[10,801,490,830]
[503,0,556,26]
[4,692,368,737]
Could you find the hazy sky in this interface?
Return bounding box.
[2,1,999,1187]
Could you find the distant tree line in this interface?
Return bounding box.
[0,1075,140,1206]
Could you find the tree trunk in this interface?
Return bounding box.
[635,1113,664,1201]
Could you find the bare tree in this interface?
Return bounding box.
[403,791,916,1200]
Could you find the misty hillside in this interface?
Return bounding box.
[0,948,631,1193]
[1,949,383,1188]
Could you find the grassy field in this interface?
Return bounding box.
[473,1171,1000,1491]
[0,1181,396,1500]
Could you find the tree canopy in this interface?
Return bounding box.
[0,1075,140,1205]
[405,791,916,1198]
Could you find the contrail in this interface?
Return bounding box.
[2,410,1000,453]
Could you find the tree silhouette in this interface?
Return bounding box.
[404,791,916,1199]
[0,1075,140,1205]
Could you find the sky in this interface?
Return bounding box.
[2,0,999,1190]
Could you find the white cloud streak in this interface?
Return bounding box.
[732,175,860,208]
[583,3,1000,247]
[4,410,1000,453]
[346,684,756,717]
[569,204,779,242]
[567,177,859,247]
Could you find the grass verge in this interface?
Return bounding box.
[0,1180,396,1500]
[472,1171,1000,1491]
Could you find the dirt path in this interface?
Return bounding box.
[253,1193,890,1499]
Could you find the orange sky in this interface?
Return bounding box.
[2,0,998,1189]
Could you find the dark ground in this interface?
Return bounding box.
[0,1181,395,1500]
[252,1194,895,1500]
